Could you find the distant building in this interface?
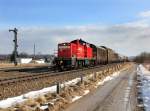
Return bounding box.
[17,58,32,64]
[17,58,46,64]
[35,59,45,64]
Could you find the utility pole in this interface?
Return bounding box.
[34,43,35,60]
[54,49,57,57]
[33,43,36,64]
[107,49,109,64]
[9,28,18,66]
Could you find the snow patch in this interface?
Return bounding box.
[96,71,120,86]
[0,77,81,108]
[0,95,26,108]
[23,85,57,98]
[137,65,150,111]
[83,90,90,95]
[72,96,82,102]
[40,105,48,110]
[62,77,81,86]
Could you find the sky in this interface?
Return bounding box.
[0,0,150,56]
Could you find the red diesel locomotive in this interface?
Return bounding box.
[55,39,123,70]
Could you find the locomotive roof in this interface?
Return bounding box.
[71,39,90,44]
[100,46,107,49]
[70,39,116,52]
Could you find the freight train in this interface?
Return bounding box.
[54,39,127,70]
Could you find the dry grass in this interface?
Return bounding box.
[35,95,47,104]
[23,98,40,107]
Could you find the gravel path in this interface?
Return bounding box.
[64,65,137,111]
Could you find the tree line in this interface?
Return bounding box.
[134,52,150,63]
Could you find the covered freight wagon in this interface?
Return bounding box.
[90,45,108,65]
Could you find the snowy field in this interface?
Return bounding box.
[137,65,150,111]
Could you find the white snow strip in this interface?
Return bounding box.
[62,77,81,86]
[40,105,49,110]
[23,85,57,98]
[96,71,120,86]
[83,90,90,95]
[72,96,82,102]
[0,95,26,109]
[0,85,57,108]
[97,81,104,86]
[137,65,150,111]
[0,77,81,108]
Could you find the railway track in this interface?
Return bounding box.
[0,65,106,85]
[0,65,105,82]
[0,63,126,100]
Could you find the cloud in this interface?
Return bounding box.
[0,29,14,54]
[139,10,150,18]
[1,11,150,56]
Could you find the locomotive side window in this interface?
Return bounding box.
[59,46,70,49]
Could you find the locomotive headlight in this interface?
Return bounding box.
[60,61,63,64]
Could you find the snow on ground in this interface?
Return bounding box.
[40,105,49,110]
[0,95,26,109]
[0,78,81,109]
[0,70,121,109]
[62,77,81,86]
[0,85,57,108]
[72,96,82,102]
[96,71,120,86]
[23,85,57,98]
[71,71,121,103]
[71,90,90,102]
[137,65,150,111]
[83,90,90,95]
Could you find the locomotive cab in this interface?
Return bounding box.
[55,39,94,70]
[56,42,77,70]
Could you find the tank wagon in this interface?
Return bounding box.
[55,39,125,70]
